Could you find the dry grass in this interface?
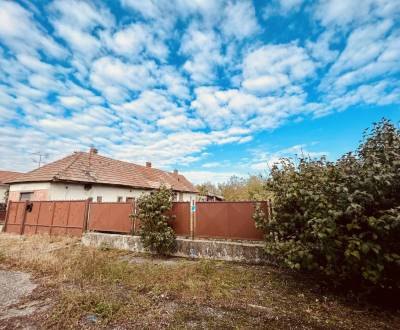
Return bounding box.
[0,233,399,329]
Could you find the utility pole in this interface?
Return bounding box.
[32,151,49,168]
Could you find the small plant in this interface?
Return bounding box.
[135,185,177,255]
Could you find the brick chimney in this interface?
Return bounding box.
[146,161,152,168]
[89,147,98,155]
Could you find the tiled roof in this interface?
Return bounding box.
[0,171,23,185]
[6,152,198,193]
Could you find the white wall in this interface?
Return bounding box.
[50,183,149,202]
[9,182,51,192]
[9,181,197,202]
[50,183,197,202]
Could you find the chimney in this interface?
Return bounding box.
[89,147,98,155]
[146,161,152,168]
[173,169,178,175]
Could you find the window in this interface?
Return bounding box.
[126,197,134,203]
[117,196,123,202]
[19,192,33,201]
[96,196,102,202]
[179,192,183,202]
[88,197,93,202]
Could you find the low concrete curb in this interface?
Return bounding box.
[82,232,271,264]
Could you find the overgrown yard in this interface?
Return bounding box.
[0,233,398,329]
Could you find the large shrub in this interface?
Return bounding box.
[255,119,400,290]
[136,186,177,255]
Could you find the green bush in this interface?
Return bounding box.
[135,185,177,255]
[254,119,400,290]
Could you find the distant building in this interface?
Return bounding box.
[197,192,224,202]
[6,148,198,203]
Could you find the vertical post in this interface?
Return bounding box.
[190,199,196,240]
[131,201,136,235]
[83,199,90,233]
[49,201,56,235]
[20,201,28,235]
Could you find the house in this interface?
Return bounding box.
[6,148,198,203]
[197,192,224,202]
[0,171,22,203]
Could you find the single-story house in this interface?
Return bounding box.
[197,192,224,202]
[0,171,23,203]
[6,148,198,203]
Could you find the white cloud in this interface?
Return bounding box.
[314,0,400,28]
[59,96,87,108]
[104,23,168,60]
[180,25,223,83]
[0,1,66,57]
[90,56,157,102]
[242,43,316,94]
[221,1,260,40]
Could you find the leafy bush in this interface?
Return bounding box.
[135,185,177,255]
[254,119,400,290]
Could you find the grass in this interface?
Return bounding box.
[0,233,399,329]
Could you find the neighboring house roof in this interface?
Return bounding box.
[6,151,198,193]
[0,171,23,185]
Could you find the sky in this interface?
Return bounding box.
[0,0,399,184]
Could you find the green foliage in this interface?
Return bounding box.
[255,119,400,290]
[218,175,273,201]
[135,186,177,255]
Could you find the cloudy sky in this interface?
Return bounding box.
[0,0,399,183]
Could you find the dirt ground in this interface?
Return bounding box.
[0,233,399,329]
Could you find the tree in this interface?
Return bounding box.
[135,186,177,255]
[218,175,272,201]
[254,119,400,290]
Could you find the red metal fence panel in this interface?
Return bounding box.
[3,200,267,241]
[169,202,190,237]
[3,202,25,234]
[195,201,265,240]
[4,201,86,237]
[88,202,134,234]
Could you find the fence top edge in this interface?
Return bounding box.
[196,201,269,204]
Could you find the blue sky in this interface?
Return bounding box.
[0,0,399,184]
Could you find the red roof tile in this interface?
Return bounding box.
[0,171,23,185]
[6,152,197,193]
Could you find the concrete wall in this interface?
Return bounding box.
[9,182,197,202]
[82,232,271,264]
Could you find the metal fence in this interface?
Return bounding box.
[3,200,88,236]
[3,200,268,241]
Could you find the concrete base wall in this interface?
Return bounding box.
[82,232,271,264]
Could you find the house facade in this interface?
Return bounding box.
[0,171,22,203]
[7,148,197,203]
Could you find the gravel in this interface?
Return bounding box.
[0,270,37,308]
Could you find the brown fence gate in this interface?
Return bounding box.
[4,201,88,236]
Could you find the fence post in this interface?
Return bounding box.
[83,199,90,233]
[190,199,196,240]
[20,201,28,235]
